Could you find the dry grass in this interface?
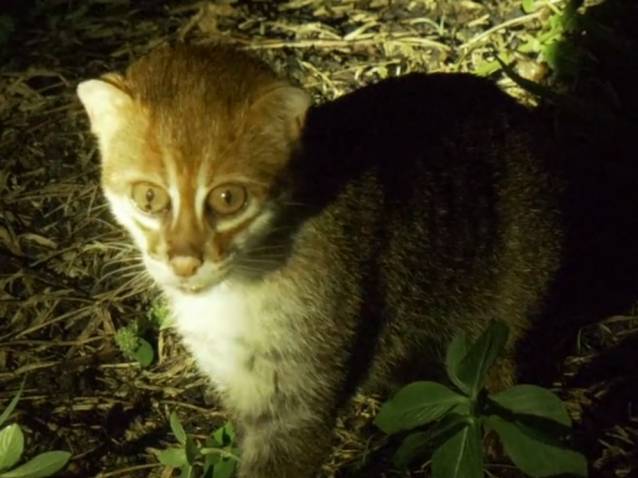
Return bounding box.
[1,0,636,477]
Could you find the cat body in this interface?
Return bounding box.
[77,45,561,477]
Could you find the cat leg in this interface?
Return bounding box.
[485,355,517,393]
[237,411,334,478]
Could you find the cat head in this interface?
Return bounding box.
[77,44,311,294]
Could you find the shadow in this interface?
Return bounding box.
[518,0,638,386]
[569,335,638,477]
[516,1,638,475]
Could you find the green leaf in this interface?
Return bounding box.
[179,464,196,478]
[393,432,430,469]
[185,436,200,464]
[114,325,139,359]
[518,38,541,54]
[446,333,470,393]
[223,423,235,443]
[204,451,220,470]
[522,0,535,13]
[155,448,188,467]
[212,423,235,447]
[0,451,71,478]
[148,297,171,329]
[457,321,509,398]
[542,42,560,72]
[375,382,468,434]
[487,416,588,477]
[542,41,586,79]
[392,414,472,468]
[537,29,562,45]
[0,382,24,428]
[211,431,222,448]
[212,458,236,478]
[560,1,583,33]
[229,448,240,461]
[170,412,187,445]
[134,338,154,368]
[201,448,226,457]
[490,385,571,426]
[203,437,221,468]
[0,425,24,471]
[431,421,483,478]
[474,60,501,77]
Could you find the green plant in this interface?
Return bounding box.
[114,296,170,367]
[518,0,591,80]
[147,296,172,329]
[0,383,71,478]
[154,412,239,478]
[375,321,588,478]
[114,320,155,367]
[475,0,592,80]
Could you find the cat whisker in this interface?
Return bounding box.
[114,269,148,281]
[239,252,288,261]
[107,257,143,265]
[237,258,285,266]
[104,274,154,300]
[102,258,145,271]
[103,265,144,277]
[97,240,139,251]
[97,263,146,284]
[242,244,289,253]
[256,224,298,235]
[281,200,311,208]
[232,265,272,276]
[242,179,271,187]
[108,252,144,260]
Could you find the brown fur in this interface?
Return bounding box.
[78,44,562,477]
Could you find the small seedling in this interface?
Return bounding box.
[0,382,71,478]
[114,296,170,367]
[147,296,172,330]
[375,321,588,478]
[114,320,155,367]
[155,412,239,478]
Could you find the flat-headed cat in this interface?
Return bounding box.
[77,44,561,477]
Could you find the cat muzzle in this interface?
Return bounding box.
[170,255,203,277]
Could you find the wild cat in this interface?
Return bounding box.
[77,44,561,477]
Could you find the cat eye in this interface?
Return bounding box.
[207,184,247,215]
[131,182,170,215]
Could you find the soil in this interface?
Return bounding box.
[0,1,637,477]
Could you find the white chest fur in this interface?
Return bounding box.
[168,281,288,415]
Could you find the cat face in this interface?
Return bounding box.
[77,45,310,294]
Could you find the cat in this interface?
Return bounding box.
[77,44,561,477]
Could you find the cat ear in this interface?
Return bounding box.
[76,76,132,144]
[259,85,312,141]
[279,86,311,130]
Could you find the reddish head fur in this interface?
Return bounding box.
[77,44,310,289]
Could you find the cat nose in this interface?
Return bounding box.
[170,256,202,277]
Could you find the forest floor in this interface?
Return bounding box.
[1,0,637,477]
